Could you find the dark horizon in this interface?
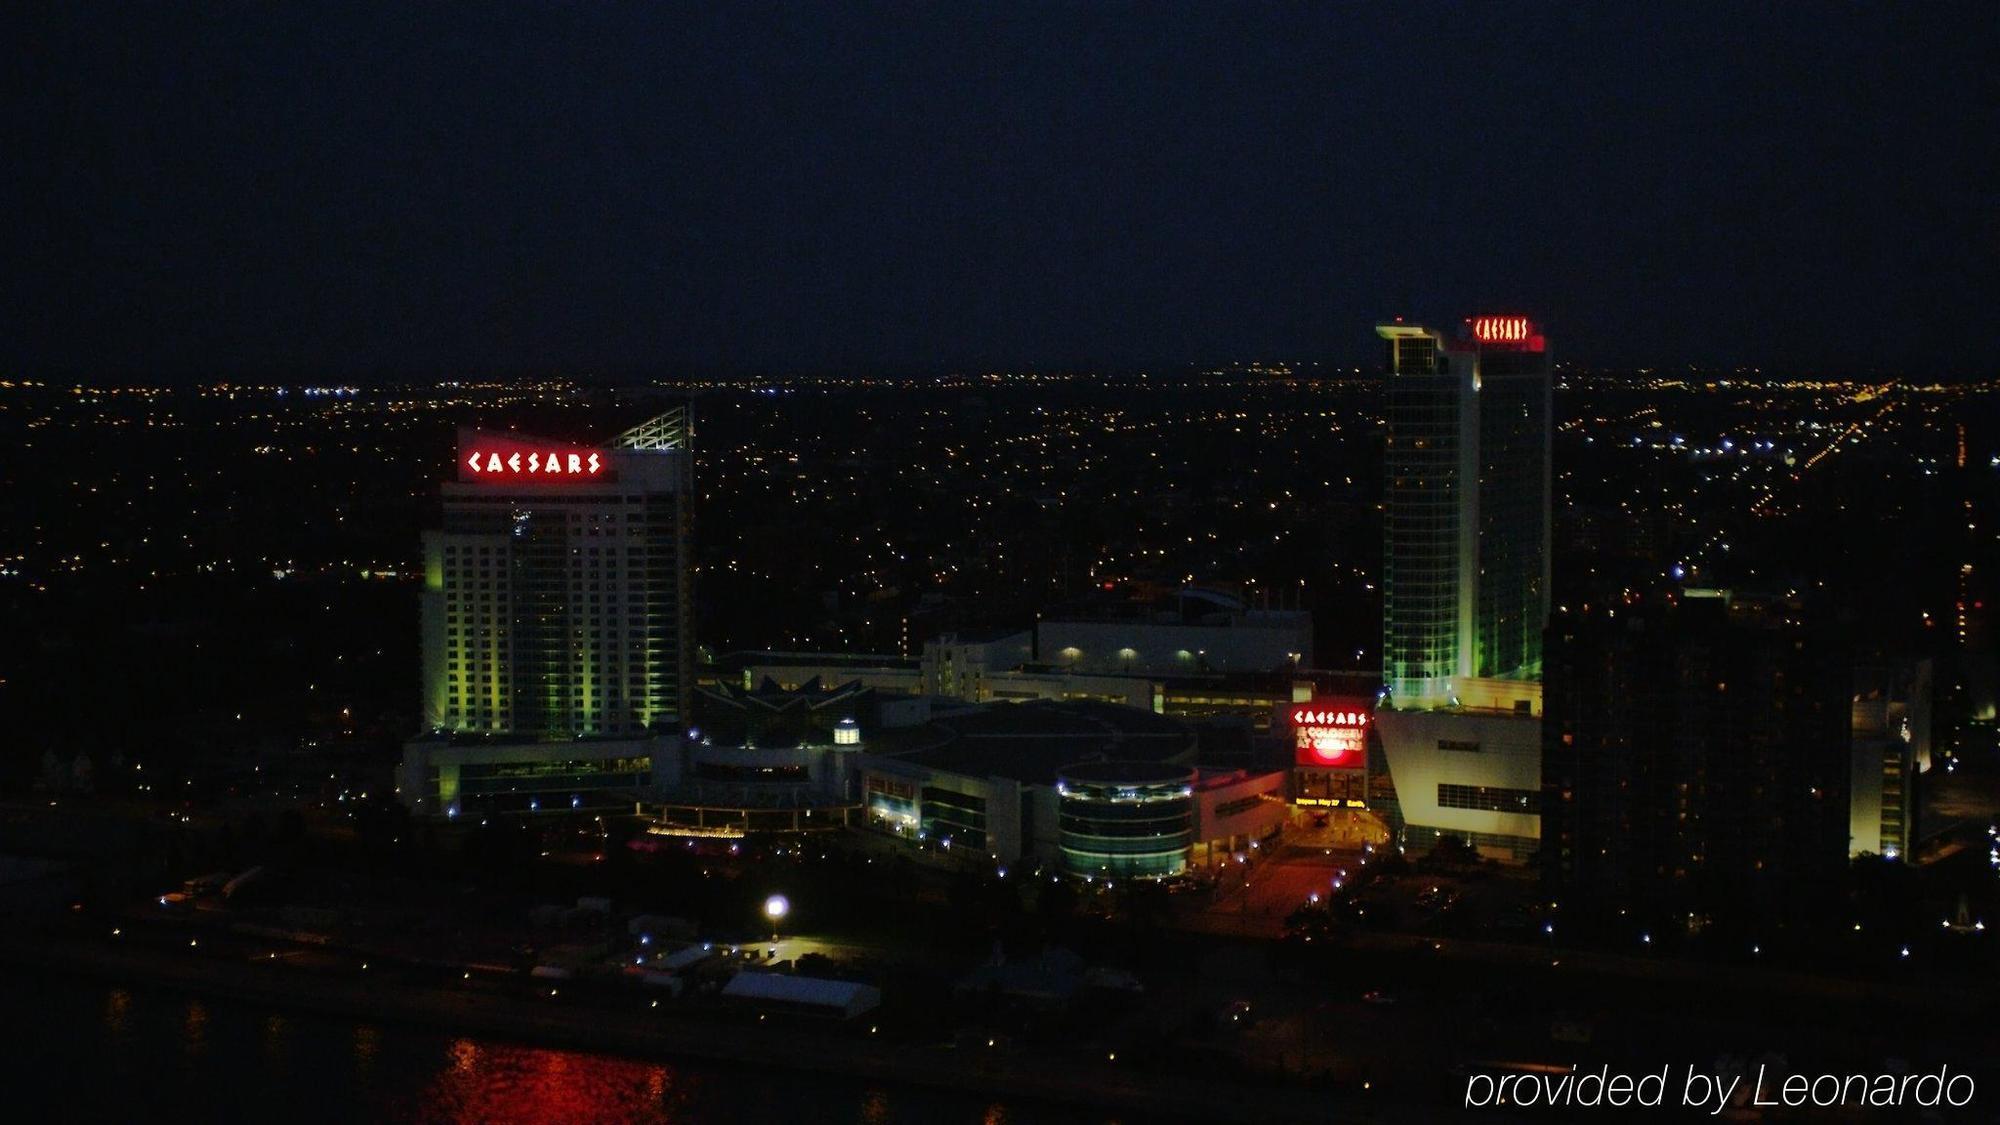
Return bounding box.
[10,2,1995,382]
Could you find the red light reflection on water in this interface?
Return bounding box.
[404,1038,697,1125]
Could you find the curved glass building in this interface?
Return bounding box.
[1056,762,1197,879]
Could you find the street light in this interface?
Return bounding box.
[764,894,789,943]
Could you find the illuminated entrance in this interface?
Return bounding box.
[1283,697,1390,848]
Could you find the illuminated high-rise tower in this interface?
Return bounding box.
[1366,318,1551,862]
[418,409,695,739]
[1377,317,1551,707]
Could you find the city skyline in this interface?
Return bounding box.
[4,325,1997,1121]
[5,5,1998,1120]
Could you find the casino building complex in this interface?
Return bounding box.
[399,411,694,818]
[1369,318,1552,861]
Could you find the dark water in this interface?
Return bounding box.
[0,973,1123,1124]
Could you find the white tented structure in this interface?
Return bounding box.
[721,972,882,1019]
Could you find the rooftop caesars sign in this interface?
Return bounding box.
[458,432,611,483]
[1472,316,1531,343]
[1289,698,1370,768]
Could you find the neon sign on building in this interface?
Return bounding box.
[458,434,610,482]
[1472,316,1532,344]
[1289,700,1370,767]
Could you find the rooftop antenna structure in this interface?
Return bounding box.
[615,406,693,450]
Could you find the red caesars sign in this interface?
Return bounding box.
[458,432,611,483]
[1472,316,1532,343]
[1288,698,1371,768]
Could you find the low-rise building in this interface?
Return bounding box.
[647,678,871,838]
[400,733,673,818]
[857,699,1284,877]
[1373,690,1543,863]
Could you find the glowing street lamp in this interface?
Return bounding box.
[763,894,789,942]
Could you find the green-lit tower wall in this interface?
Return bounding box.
[419,412,694,740]
[1378,320,1550,708]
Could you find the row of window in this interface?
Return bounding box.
[1436,783,1539,813]
[1211,792,1275,819]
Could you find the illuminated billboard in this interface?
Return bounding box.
[1288,698,1371,768]
[458,432,612,483]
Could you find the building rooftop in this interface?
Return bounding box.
[1057,760,1195,787]
[404,730,669,748]
[694,677,876,749]
[931,627,1033,646]
[720,650,920,673]
[1041,584,1308,628]
[721,971,881,1014]
[864,700,1196,787]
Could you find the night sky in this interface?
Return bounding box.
[10,3,1995,380]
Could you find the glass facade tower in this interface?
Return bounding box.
[1377,320,1550,707]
